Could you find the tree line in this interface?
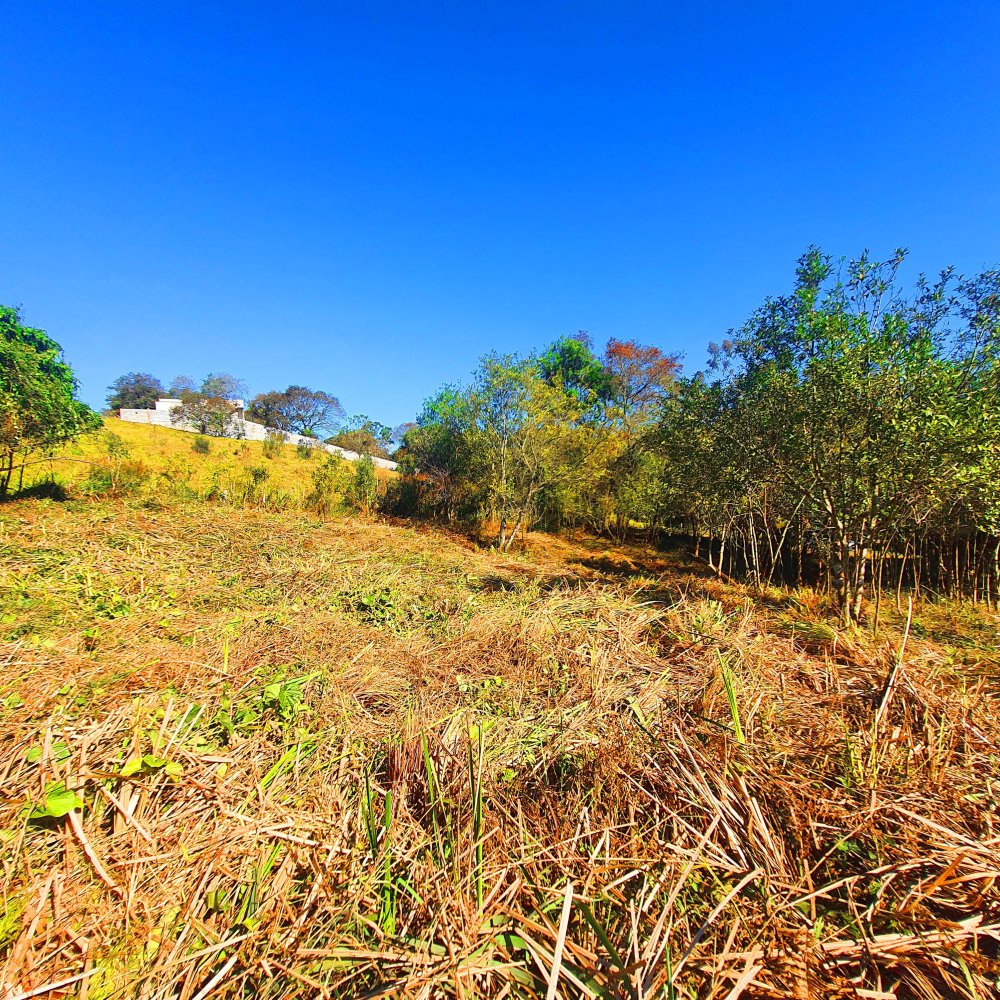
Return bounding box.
[5,245,999,618]
[392,248,1000,619]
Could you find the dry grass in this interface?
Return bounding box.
[17,418,394,502]
[1,493,999,999]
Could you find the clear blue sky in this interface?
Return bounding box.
[3,2,998,426]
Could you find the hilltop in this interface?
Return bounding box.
[2,475,999,997]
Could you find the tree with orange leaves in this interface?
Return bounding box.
[601,338,681,438]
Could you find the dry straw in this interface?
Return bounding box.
[1,493,998,998]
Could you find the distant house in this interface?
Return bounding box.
[118,399,398,470]
[118,397,189,429]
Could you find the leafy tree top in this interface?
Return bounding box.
[246,385,343,436]
[1,304,100,494]
[325,414,393,459]
[106,372,165,411]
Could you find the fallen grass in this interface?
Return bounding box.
[1,494,999,998]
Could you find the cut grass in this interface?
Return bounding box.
[1,494,999,998]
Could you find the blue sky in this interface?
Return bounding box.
[3,2,998,426]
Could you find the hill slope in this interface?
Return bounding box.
[18,417,394,503]
[1,494,999,998]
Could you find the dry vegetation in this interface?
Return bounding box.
[17,418,394,503]
[1,476,999,997]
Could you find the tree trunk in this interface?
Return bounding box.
[0,449,14,498]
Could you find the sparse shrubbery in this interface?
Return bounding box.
[295,441,315,460]
[192,434,211,454]
[80,432,149,495]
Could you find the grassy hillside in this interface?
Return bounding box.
[18,417,395,503]
[2,450,999,996]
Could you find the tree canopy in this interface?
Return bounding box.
[246,385,344,437]
[0,305,100,495]
[168,373,248,437]
[106,372,165,411]
[326,415,393,459]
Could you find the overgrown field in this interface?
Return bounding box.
[1,492,999,998]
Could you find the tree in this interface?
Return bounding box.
[346,455,380,515]
[469,353,607,549]
[106,372,164,411]
[170,390,244,437]
[168,375,198,396]
[397,389,476,523]
[245,385,344,437]
[200,373,246,400]
[662,248,1000,619]
[0,305,100,496]
[602,338,681,438]
[326,414,393,459]
[539,332,609,407]
[244,390,287,429]
[165,373,246,438]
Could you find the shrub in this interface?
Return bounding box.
[263,430,286,459]
[296,441,315,460]
[308,456,346,517]
[104,431,129,460]
[82,459,148,496]
[192,435,211,455]
[346,455,379,515]
[248,465,269,487]
[381,475,420,517]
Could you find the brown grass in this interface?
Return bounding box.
[1,494,998,999]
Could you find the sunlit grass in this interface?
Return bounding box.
[1,471,999,996]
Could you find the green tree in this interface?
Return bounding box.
[169,373,249,437]
[0,305,100,496]
[106,372,165,411]
[469,353,606,549]
[326,414,393,459]
[539,332,609,407]
[199,373,246,400]
[669,248,1000,618]
[246,385,344,437]
[397,388,476,522]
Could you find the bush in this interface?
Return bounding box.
[346,455,379,515]
[296,441,315,460]
[308,456,346,517]
[105,431,129,460]
[263,430,286,459]
[248,465,269,487]
[82,458,148,496]
[381,475,420,517]
[192,435,211,455]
